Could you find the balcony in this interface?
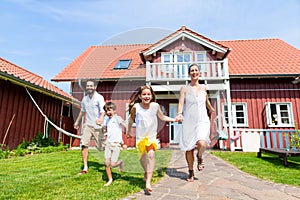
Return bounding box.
[146,59,229,91]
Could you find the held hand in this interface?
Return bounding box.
[209,108,215,113]
[176,113,183,122]
[96,118,103,126]
[74,124,79,130]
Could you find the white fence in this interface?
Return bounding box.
[230,129,298,152]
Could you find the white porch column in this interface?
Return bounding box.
[146,61,151,85]
[223,58,234,151]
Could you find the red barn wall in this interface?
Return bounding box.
[0,79,75,149]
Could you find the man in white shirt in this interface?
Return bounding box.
[74,80,105,174]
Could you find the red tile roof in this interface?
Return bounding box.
[0,57,78,103]
[52,44,150,81]
[53,29,300,81]
[219,39,300,76]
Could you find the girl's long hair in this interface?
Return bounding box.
[128,85,156,114]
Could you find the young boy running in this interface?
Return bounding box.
[103,102,127,186]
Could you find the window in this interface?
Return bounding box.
[162,53,172,74]
[266,102,294,127]
[114,59,131,69]
[196,52,206,73]
[223,103,248,127]
[174,53,191,78]
[196,52,205,62]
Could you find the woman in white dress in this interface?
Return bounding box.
[176,64,215,182]
[127,85,177,194]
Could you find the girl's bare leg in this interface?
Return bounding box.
[140,153,147,180]
[146,149,155,191]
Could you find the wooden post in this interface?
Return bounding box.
[2,114,16,145]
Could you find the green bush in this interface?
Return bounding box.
[0,144,11,159]
[0,133,68,159]
[290,130,300,149]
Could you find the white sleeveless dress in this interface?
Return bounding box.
[180,85,211,151]
[135,102,159,153]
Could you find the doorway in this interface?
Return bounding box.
[169,103,181,144]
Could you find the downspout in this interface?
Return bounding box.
[58,101,64,143]
[77,79,85,147]
[78,79,85,94]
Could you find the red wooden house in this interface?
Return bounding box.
[52,26,300,151]
[0,57,80,150]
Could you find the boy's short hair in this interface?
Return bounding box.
[104,101,116,111]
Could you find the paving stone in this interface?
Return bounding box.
[122,149,300,200]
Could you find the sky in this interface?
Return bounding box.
[1,0,299,93]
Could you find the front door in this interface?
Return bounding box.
[169,103,181,144]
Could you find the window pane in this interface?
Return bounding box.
[270,104,278,123]
[236,105,244,111]
[281,112,289,117]
[163,54,171,63]
[237,118,245,124]
[236,112,244,117]
[184,54,190,62]
[281,118,290,124]
[197,54,204,61]
[279,105,288,110]
[114,60,131,69]
[224,105,228,124]
[177,55,183,62]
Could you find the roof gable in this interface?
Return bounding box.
[142,26,230,58]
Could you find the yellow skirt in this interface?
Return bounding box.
[136,137,158,155]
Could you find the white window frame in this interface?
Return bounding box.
[174,52,192,78]
[223,103,248,127]
[195,51,206,62]
[195,51,207,73]
[265,102,294,128]
[161,53,173,75]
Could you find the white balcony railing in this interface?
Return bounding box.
[146,59,229,83]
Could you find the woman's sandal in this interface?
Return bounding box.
[187,170,194,182]
[197,154,205,171]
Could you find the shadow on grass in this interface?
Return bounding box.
[114,167,168,190]
[260,155,300,169]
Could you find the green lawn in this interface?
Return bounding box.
[210,150,300,187]
[0,149,172,200]
[1,149,300,200]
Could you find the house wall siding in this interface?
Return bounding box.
[0,79,73,149]
[230,78,300,129]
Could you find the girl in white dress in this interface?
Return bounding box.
[127,85,177,194]
[177,64,215,182]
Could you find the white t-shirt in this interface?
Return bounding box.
[81,92,105,128]
[103,114,124,144]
